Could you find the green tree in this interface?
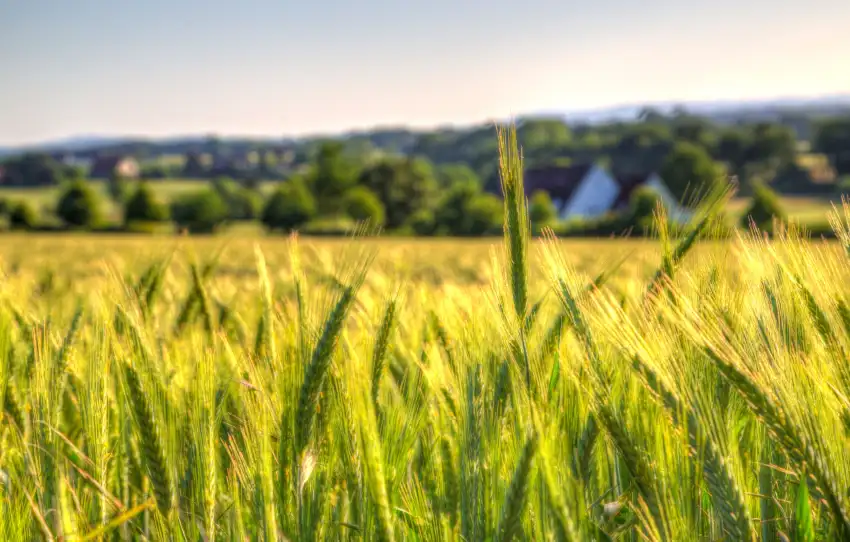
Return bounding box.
[434,181,479,235]
[517,118,572,147]
[660,142,725,203]
[124,183,170,225]
[814,117,850,175]
[629,186,663,230]
[465,194,503,235]
[170,190,229,233]
[212,177,263,220]
[406,209,436,236]
[746,122,796,167]
[529,190,557,230]
[9,201,38,230]
[1,153,64,186]
[343,187,385,226]
[108,172,130,203]
[436,164,481,188]
[672,116,715,148]
[741,181,786,233]
[309,141,356,214]
[434,181,501,235]
[358,157,438,229]
[261,179,317,232]
[715,129,752,174]
[56,180,103,229]
[182,152,207,177]
[63,165,87,182]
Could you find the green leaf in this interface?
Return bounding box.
[793,474,815,542]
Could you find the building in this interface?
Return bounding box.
[89,156,140,179]
[611,172,693,223]
[524,163,619,218]
[524,162,692,223]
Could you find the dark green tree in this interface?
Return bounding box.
[434,181,501,235]
[212,177,263,220]
[124,183,170,225]
[9,201,38,230]
[516,118,572,157]
[436,164,481,188]
[261,179,317,232]
[108,172,130,203]
[814,117,850,175]
[1,153,64,186]
[343,187,385,226]
[63,165,87,182]
[434,181,480,235]
[406,209,436,236]
[629,186,663,230]
[672,116,715,148]
[358,157,438,229]
[746,122,796,167]
[715,129,752,174]
[170,190,229,233]
[741,181,786,233]
[529,190,557,230]
[465,193,503,235]
[309,141,356,214]
[182,152,207,177]
[56,181,103,229]
[660,142,725,203]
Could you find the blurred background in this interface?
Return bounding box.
[0,0,848,237]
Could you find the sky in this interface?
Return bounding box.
[0,0,849,146]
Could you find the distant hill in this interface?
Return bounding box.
[555,93,850,124]
[3,93,849,157]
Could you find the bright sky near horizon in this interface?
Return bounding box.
[0,0,848,146]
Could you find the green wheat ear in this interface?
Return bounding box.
[122,362,173,516]
[497,123,529,322]
[704,346,850,537]
[496,432,538,542]
[629,354,751,541]
[295,246,372,455]
[371,295,399,406]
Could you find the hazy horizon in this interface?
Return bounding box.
[1,0,849,147]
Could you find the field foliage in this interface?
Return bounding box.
[2,130,850,541]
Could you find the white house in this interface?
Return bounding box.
[609,171,693,224]
[523,163,692,224]
[522,163,618,219]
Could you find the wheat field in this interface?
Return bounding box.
[2,131,850,541]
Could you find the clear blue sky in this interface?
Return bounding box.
[1,0,848,145]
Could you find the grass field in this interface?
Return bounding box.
[2,138,850,539]
[727,195,837,222]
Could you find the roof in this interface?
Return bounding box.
[523,163,595,210]
[612,173,654,208]
[89,155,135,176]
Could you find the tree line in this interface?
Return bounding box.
[4,111,850,188]
[1,112,849,236]
[0,142,795,238]
[0,148,522,236]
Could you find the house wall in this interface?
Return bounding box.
[561,166,620,219]
[646,173,693,224]
[116,159,140,179]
